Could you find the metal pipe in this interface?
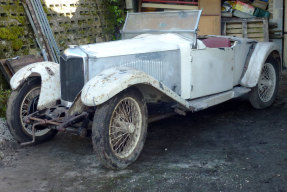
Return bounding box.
[34,0,58,62]
[148,113,177,123]
[31,0,59,63]
[20,122,38,146]
[29,0,55,61]
[22,2,48,61]
[34,0,60,57]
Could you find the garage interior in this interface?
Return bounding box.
[0,0,287,191]
[0,0,285,79]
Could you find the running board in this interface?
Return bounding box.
[188,87,251,112]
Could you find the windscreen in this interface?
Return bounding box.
[122,10,202,33]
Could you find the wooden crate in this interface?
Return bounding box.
[198,0,221,35]
[0,55,43,82]
[221,18,269,42]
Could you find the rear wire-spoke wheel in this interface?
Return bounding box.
[249,58,279,109]
[93,89,148,169]
[6,78,57,143]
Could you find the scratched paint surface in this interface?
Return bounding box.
[240,42,281,87]
[10,62,61,110]
[81,67,189,108]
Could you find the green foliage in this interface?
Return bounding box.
[12,39,24,51]
[0,26,24,40]
[0,87,11,118]
[103,0,126,40]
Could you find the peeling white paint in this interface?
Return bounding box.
[10,62,61,110]
[81,67,190,107]
[240,42,280,87]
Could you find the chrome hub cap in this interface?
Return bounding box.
[109,97,142,158]
[258,63,276,102]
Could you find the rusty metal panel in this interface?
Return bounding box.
[6,55,44,73]
[0,55,43,82]
[0,59,13,82]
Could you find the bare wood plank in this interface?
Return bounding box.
[226,28,242,34]
[230,34,243,37]
[251,37,265,42]
[199,0,221,15]
[198,15,221,35]
[226,23,243,29]
[226,23,263,29]
[247,23,264,28]
[222,17,266,23]
[141,3,198,10]
[247,28,264,33]
[247,33,264,38]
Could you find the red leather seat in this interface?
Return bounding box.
[202,37,231,48]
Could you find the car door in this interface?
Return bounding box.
[188,42,235,99]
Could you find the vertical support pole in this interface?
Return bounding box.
[242,20,247,38]
[263,18,269,42]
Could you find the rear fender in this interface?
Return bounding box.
[81,67,189,107]
[240,42,281,87]
[10,62,60,110]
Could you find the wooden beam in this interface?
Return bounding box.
[141,3,198,10]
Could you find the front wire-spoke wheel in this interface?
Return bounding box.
[93,89,148,169]
[6,78,57,143]
[249,57,279,109]
[19,86,50,137]
[109,97,142,159]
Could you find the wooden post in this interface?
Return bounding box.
[284,0,287,67]
[263,19,269,42]
[242,21,247,38]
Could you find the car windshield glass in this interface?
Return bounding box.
[122,10,202,34]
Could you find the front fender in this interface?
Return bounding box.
[10,62,60,110]
[240,42,281,87]
[81,67,189,107]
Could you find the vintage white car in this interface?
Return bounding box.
[7,11,282,169]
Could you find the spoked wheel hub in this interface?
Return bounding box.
[109,97,142,159]
[20,87,50,136]
[257,63,276,102]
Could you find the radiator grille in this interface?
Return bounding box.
[60,57,85,102]
[119,59,163,81]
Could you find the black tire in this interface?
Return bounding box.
[92,89,148,169]
[249,56,279,109]
[6,77,57,144]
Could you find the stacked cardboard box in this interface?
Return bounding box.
[252,0,268,10]
[222,0,270,18]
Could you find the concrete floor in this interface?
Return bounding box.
[0,72,287,192]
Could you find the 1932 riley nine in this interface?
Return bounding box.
[6,11,282,169]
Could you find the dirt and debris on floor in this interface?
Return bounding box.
[0,119,18,167]
[0,72,287,192]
